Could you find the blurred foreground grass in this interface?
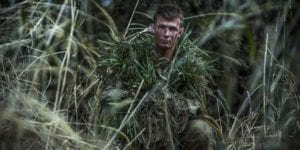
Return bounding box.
[0,0,299,149]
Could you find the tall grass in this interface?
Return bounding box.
[0,0,107,149]
[0,0,299,149]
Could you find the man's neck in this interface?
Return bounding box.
[155,45,175,60]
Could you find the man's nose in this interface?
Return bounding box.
[164,29,171,36]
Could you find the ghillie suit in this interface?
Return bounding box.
[97,32,217,149]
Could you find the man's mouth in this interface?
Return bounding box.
[161,40,171,44]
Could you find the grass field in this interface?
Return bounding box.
[0,0,299,149]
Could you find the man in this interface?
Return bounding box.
[98,4,217,150]
[148,4,216,150]
[151,4,184,60]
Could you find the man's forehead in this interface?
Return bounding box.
[155,17,181,27]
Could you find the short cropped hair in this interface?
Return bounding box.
[153,4,184,26]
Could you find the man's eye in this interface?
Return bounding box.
[158,25,166,29]
[170,27,178,31]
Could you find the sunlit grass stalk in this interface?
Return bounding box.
[123,0,140,38]
[0,39,31,50]
[46,0,68,46]
[263,33,269,136]
[184,12,242,20]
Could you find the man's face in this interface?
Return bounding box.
[153,16,183,51]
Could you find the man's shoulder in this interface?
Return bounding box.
[176,40,208,65]
[174,39,212,80]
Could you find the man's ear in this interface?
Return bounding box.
[150,23,154,33]
[178,27,184,37]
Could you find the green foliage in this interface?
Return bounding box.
[0,0,299,149]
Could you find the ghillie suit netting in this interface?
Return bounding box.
[96,31,219,149]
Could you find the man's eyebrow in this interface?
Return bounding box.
[159,23,177,27]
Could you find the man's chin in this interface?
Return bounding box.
[159,44,171,49]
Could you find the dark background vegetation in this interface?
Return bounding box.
[1,0,300,149]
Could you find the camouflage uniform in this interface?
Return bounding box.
[98,34,216,149]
